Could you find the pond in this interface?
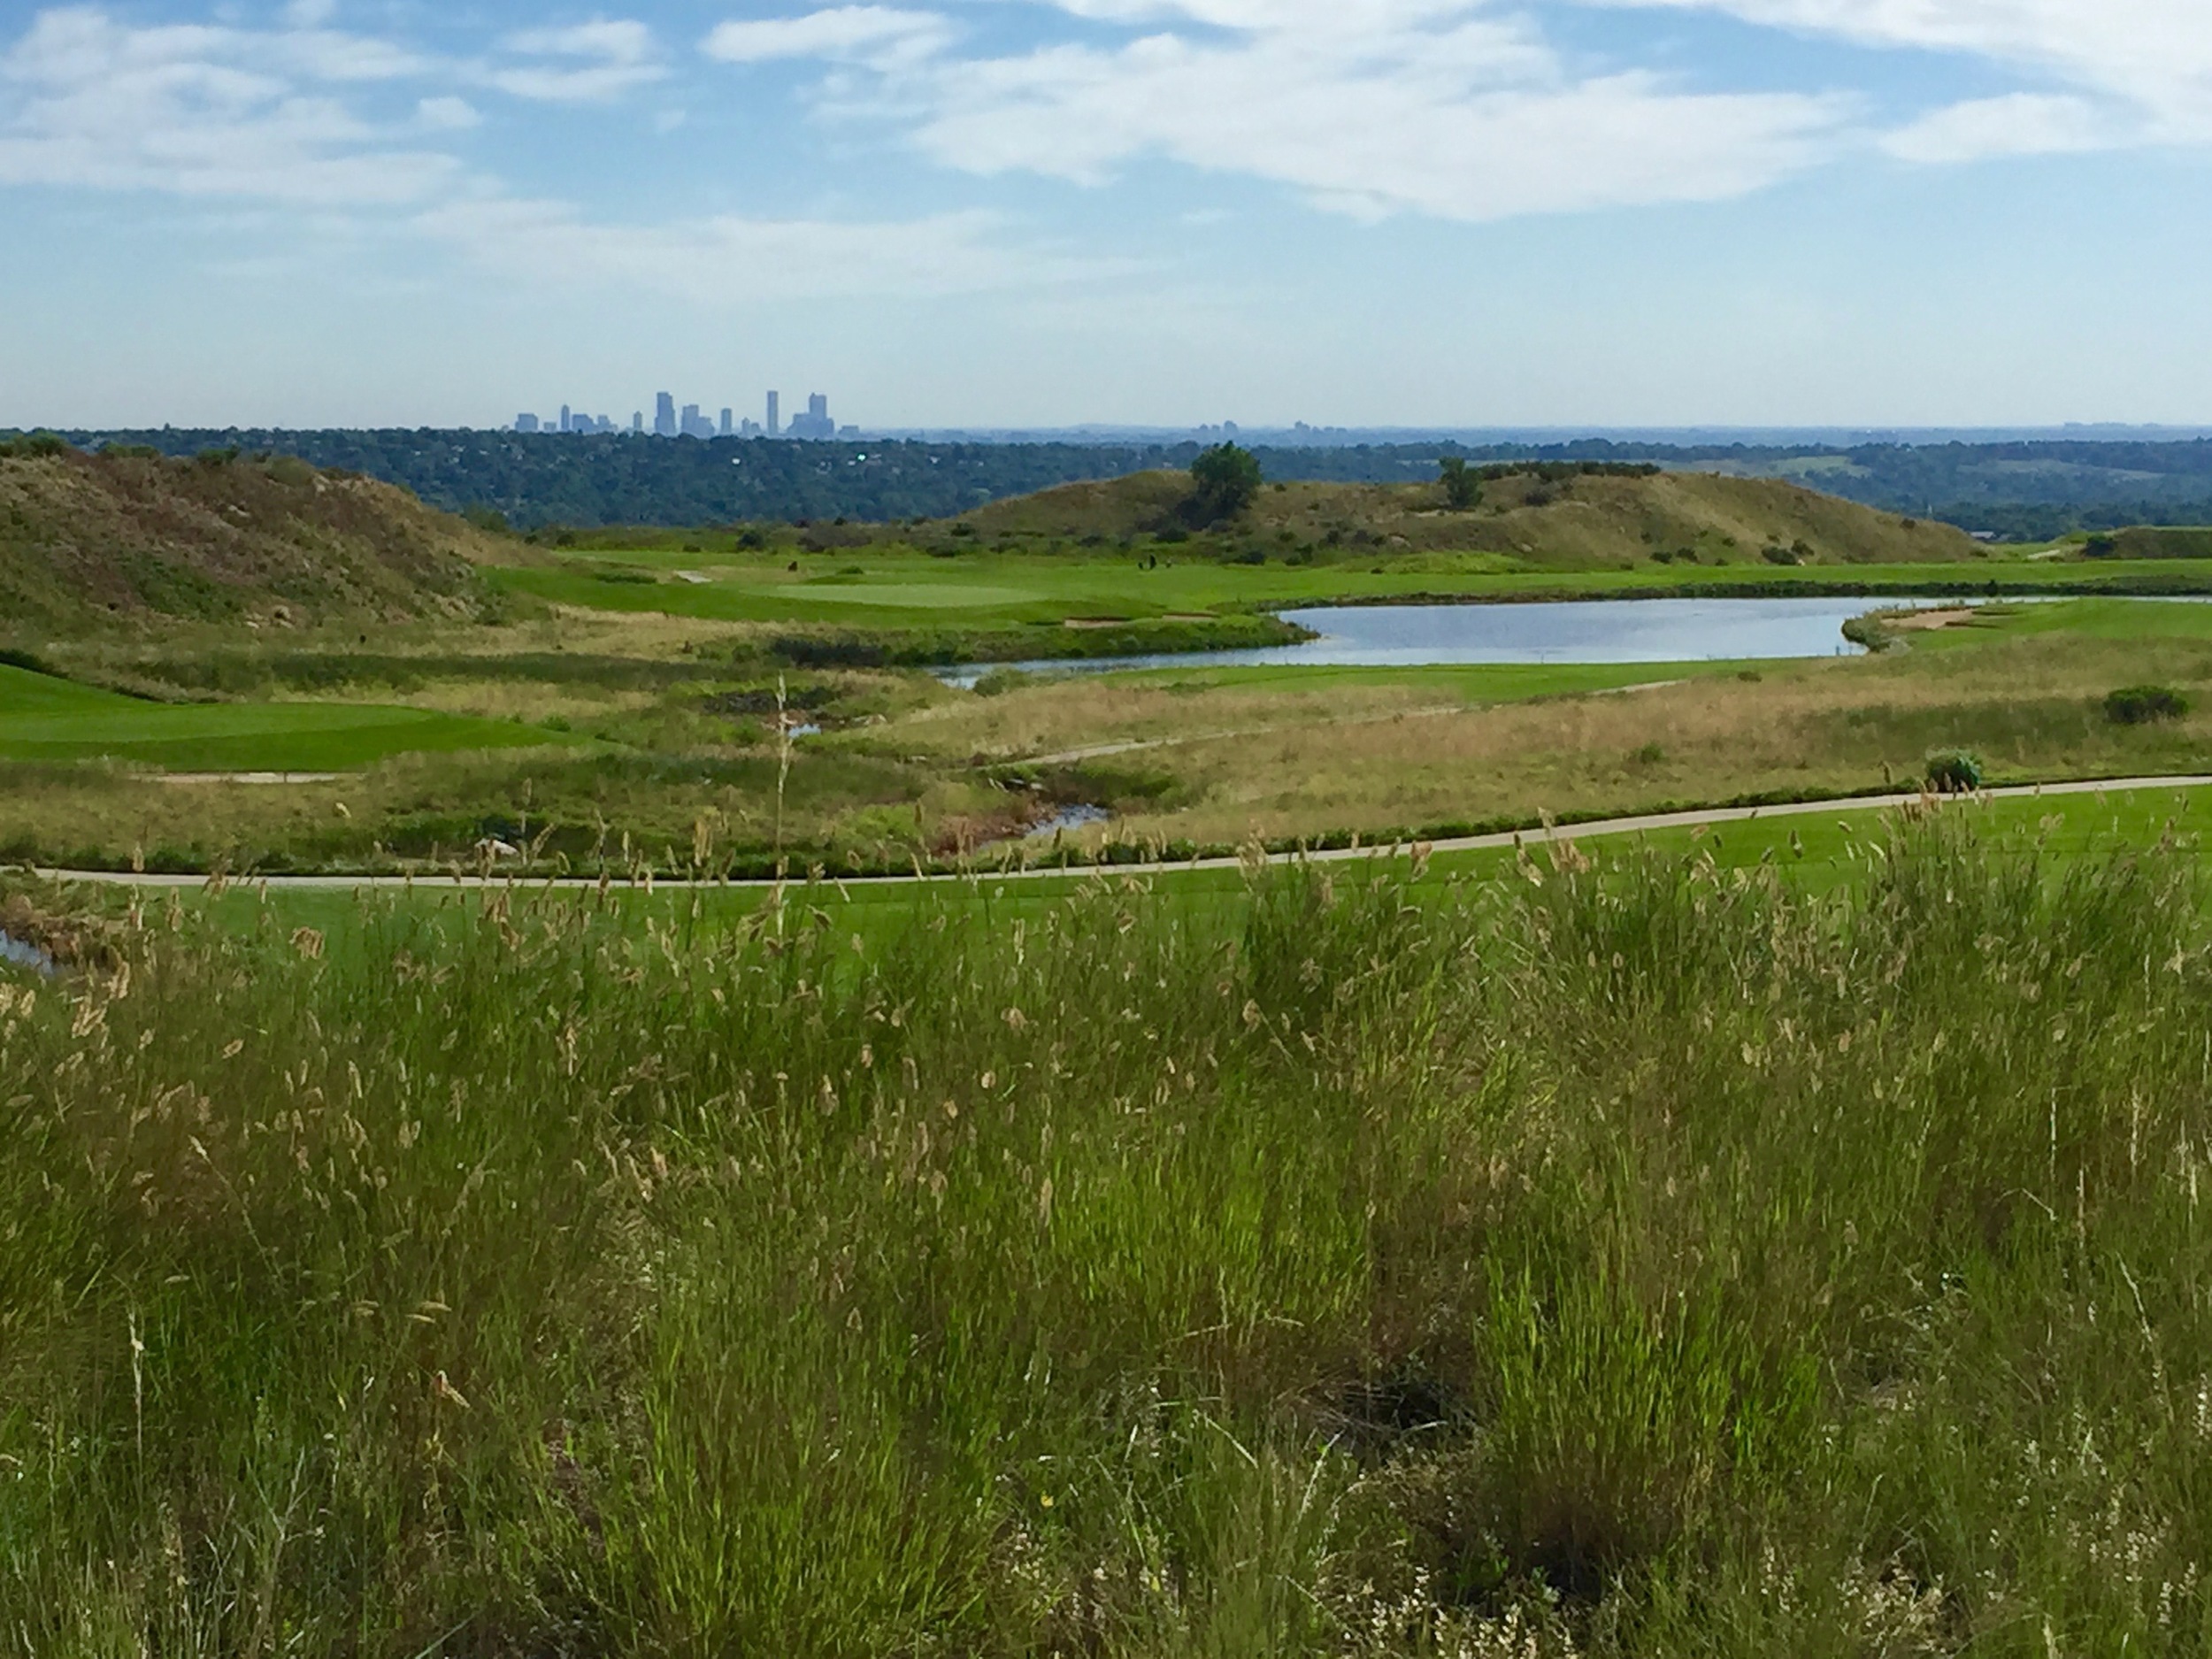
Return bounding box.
[943,596,1920,685]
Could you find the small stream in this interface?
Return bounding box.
[0,932,56,977]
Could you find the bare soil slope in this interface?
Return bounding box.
[967,467,1981,569]
[0,449,510,631]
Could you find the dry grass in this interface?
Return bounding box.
[910,634,2212,847]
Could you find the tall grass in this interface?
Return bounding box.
[4,814,2212,1654]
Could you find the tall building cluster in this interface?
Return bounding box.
[517,388,850,439]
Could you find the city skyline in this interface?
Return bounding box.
[514,388,849,439]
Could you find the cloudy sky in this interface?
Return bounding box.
[2,0,2208,429]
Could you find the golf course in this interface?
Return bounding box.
[16,437,2212,1654]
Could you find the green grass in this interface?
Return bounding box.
[10,810,2212,1653]
[489,549,2212,631]
[1898,595,2212,649]
[101,781,2212,963]
[0,663,564,771]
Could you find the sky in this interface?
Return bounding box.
[1,0,2208,430]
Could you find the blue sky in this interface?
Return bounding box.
[2,0,2208,429]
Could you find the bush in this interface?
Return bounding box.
[1762,544,1800,565]
[1924,749,1985,794]
[971,667,1035,698]
[2105,684,2191,725]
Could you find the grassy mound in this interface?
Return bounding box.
[5,813,2211,1652]
[0,447,511,631]
[963,466,1981,569]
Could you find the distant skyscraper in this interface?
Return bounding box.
[787,393,836,440]
[515,414,540,433]
[560,404,572,433]
[654,392,677,438]
[632,411,644,434]
[719,408,733,437]
[765,391,780,437]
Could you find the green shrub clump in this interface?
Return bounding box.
[1924,749,1985,793]
[970,666,1035,697]
[2104,684,2191,725]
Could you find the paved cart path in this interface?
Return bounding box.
[26,774,2212,894]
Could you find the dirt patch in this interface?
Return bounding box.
[1883,608,1978,633]
[1062,617,1133,630]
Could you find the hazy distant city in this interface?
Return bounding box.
[516,391,850,442]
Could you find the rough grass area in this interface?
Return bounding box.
[959,468,1984,569]
[0,449,507,630]
[6,815,2212,1654]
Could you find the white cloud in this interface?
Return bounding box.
[415,194,1118,299]
[1882,91,2112,163]
[703,7,951,70]
[0,7,456,203]
[488,19,664,103]
[416,95,481,131]
[1594,0,2212,135]
[728,2,1848,221]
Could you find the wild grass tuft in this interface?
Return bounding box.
[4,814,2212,1653]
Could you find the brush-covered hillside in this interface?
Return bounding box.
[964,464,1983,569]
[0,442,511,632]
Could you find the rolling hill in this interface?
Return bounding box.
[0,444,511,632]
[962,465,1985,569]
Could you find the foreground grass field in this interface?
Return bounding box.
[7,810,2212,1654]
[0,663,557,771]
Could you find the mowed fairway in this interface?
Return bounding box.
[490,546,2212,630]
[0,663,561,771]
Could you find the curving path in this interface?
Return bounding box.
[26,774,2212,894]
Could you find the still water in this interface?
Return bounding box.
[944,596,1916,685]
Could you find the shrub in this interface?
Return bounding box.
[1924,749,1984,794]
[2104,685,2191,725]
[1762,545,1800,565]
[971,667,1035,697]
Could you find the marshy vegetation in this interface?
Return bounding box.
[6,812,2212,1653]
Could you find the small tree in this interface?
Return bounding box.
[1439,456,1482,511]
[1189,443,1263,524]
[1924,749,1984,794]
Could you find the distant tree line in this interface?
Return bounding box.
[22,426,2212,535]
